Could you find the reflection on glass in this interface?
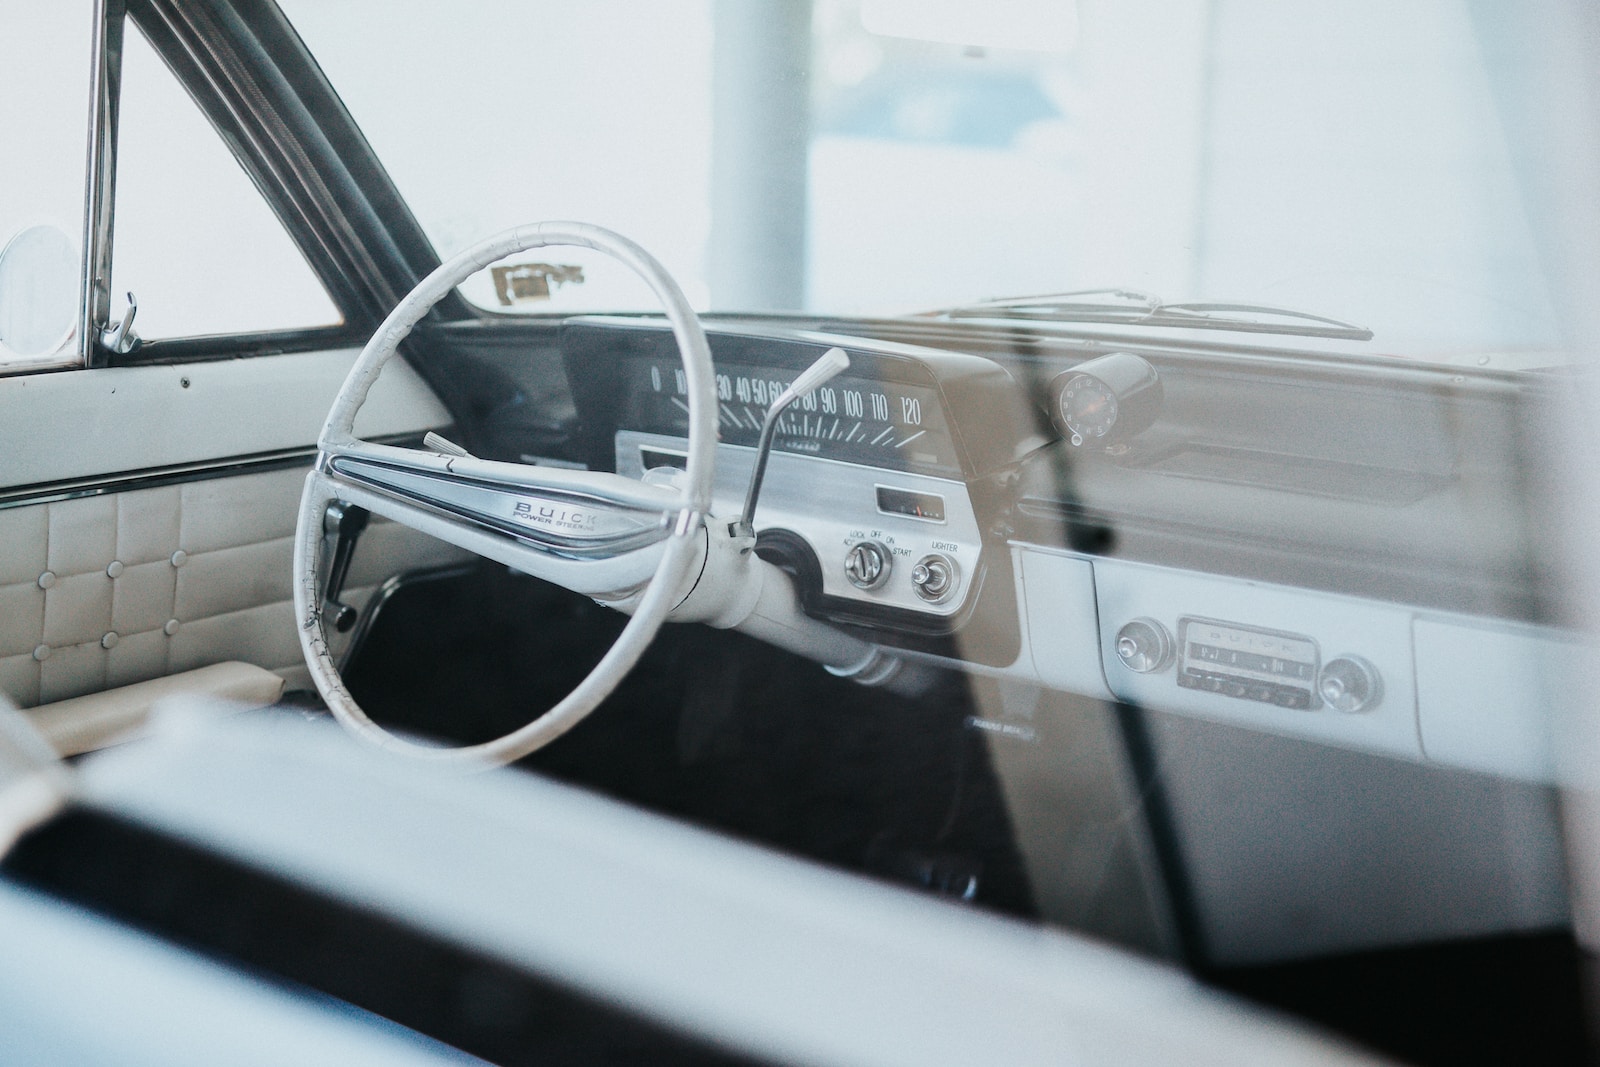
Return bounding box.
[0,225,78,358]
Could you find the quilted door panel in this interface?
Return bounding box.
[0,466,468,707]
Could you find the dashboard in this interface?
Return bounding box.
[507,315,1576,784]
[566,320,1046,641]
[393,309,1585,968]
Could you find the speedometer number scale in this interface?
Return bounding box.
[634,357,957,475]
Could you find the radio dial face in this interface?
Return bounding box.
[1174,617,1320,710]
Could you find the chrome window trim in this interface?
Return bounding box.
[80,0,126,369]
[0,0,119,377]
[0,431,428,512]
[0,446,314,513]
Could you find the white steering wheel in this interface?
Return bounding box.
[293,222,716,767]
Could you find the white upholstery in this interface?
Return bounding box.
[0,691,69,856]
[68,712,1385,1067]
[0,350,451,491]
[24,661,286,756]
[0,466,468,708]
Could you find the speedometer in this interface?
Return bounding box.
[563,320,1049,482]
[626,356,960,475]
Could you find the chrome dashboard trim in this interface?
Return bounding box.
[616,429,983,618]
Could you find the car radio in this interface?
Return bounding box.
[1111,612,1385,715]
[1173,617,1320,709]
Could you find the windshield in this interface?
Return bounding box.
[281,0,1560,358]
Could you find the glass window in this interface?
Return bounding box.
[282,0,1558,360]
[0,0,94,370]
[281,0,713,315]
[109,23,341,341]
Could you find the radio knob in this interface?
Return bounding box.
[910,554,958,603]
[1318,656,1382,713]
[844,541,891,590]
[1115,618,1173,673]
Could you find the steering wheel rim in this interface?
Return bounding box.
[293,222,717,767]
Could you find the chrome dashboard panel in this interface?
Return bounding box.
[564,318,1051,483]
[616,430,983,619]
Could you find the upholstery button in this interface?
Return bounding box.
[164,619,181,636]
[37,571,55,590]
[170,550,188,568]
[101,631,119,650]
[106,560,124,578]
[32,645,50,662]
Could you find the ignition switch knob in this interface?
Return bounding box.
[1319,656,1382,713]
[910,554,958,603]
[844,541,891,590]
[1115,618,1173,673]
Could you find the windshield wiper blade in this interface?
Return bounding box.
[949,288,1162,314]
[1150,301,1374,340]
[927,291,1374,341]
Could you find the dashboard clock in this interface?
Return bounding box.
[1049,351,1162,448]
